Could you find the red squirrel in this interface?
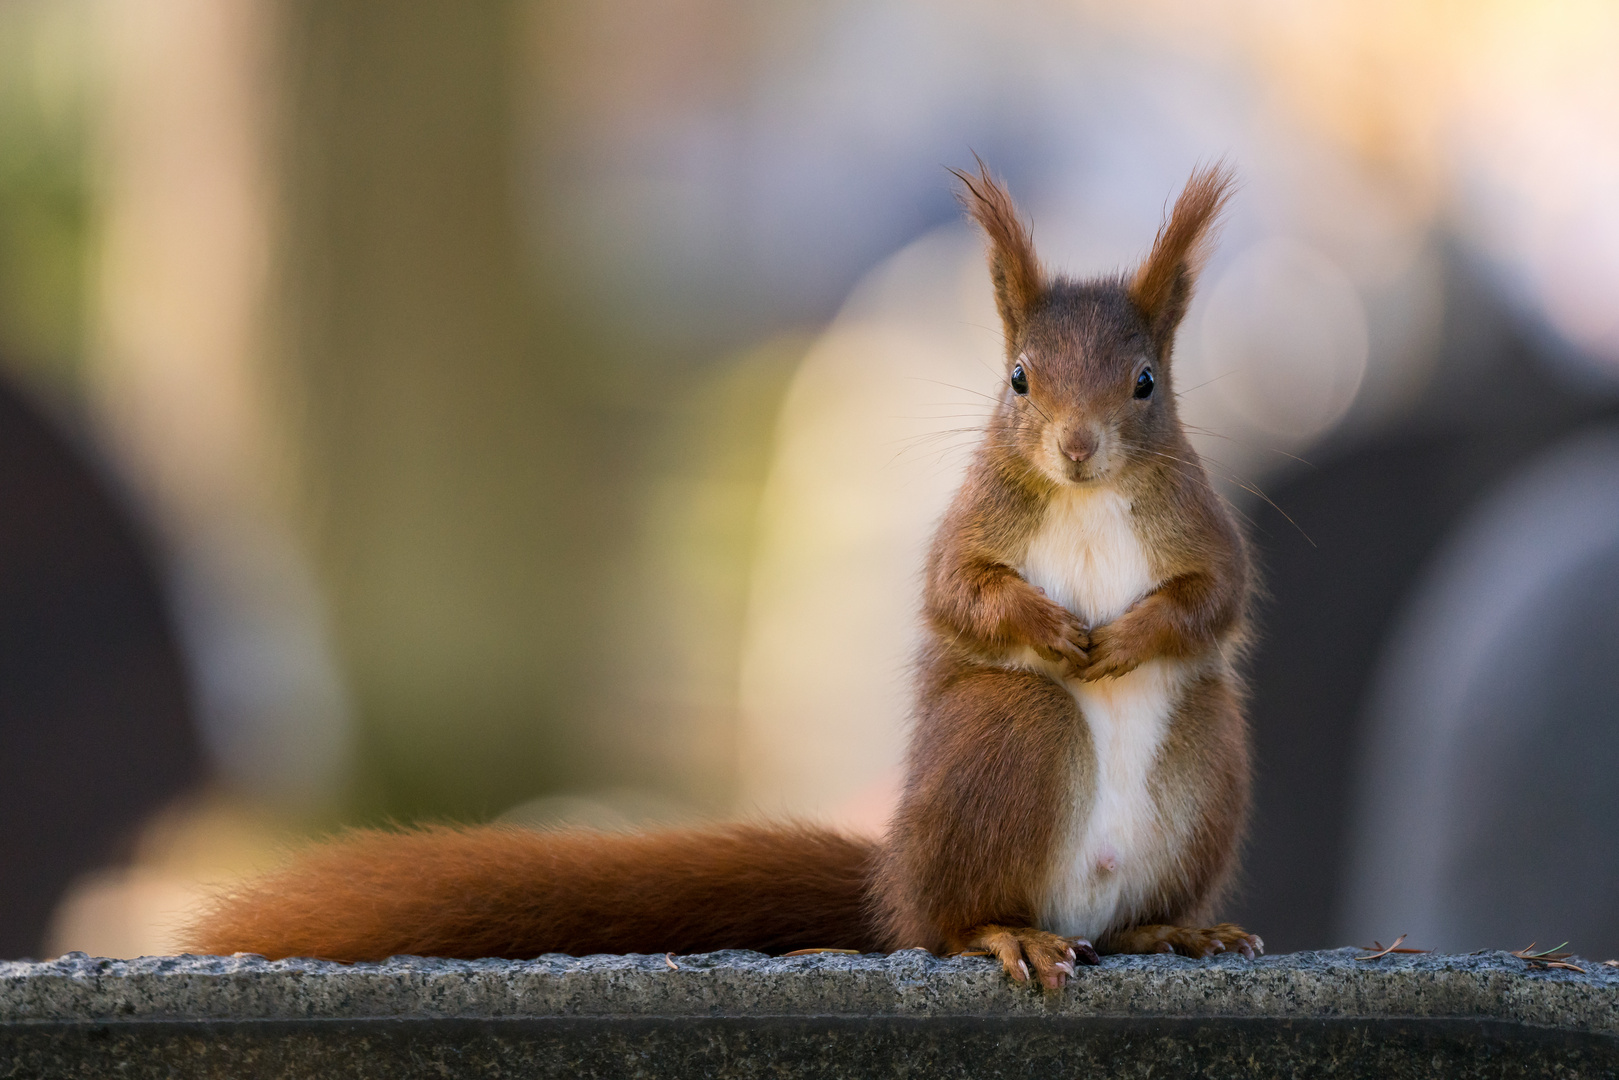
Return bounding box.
[186,163,1261,987]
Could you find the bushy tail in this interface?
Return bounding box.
[184,822,884,962]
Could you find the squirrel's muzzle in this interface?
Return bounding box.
[1061,427,1098,463]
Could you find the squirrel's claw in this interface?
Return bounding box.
[964,925,1090,991]
[1110,923,1263,959]
[1069,937,1102,966]
[1036,609,1091,675]
[1075,623,1143,681]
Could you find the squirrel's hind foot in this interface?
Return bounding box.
[951,925,1099,989]
[1104,922,1263,959]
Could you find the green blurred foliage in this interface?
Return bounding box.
[274,0,800,824]
[0,0,92,388]
[0,0,801,825]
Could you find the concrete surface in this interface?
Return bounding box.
[3,949,1616,1077]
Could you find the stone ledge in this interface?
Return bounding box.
[5,949,1616,1027]
[3,950,1617,1078]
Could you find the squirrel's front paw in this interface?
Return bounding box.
[1077,620,1146,681]
[1026,593,1089,673]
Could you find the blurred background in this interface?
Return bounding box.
[2,0,1616,961]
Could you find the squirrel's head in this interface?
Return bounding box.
[956,160,1233,487]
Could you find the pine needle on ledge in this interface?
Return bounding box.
[1511,942,1584,973]
[1356,934,1430,960]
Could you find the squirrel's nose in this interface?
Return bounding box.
[1062,429,1097,463]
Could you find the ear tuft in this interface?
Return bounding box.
[951,155,1044,342]
[1130,163,1236,344]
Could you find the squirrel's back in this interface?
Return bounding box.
[186,822,882,961]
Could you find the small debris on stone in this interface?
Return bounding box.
[1357,935,1429,960]
[1512,942,1585,974]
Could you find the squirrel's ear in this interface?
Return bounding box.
[953,159,1043,342]
[1130,163,1235,348]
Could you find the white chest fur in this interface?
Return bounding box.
[1017,484,1188,942]
[1020,485,1153,627]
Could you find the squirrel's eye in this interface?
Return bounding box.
[1134,367,1154,400]
[1010,363,1029,396]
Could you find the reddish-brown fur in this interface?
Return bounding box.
[185,163,1259,984]
[953,153,1045,340]
[1130,165,1233,343]
[875,650,1088,954]
[187,824,882,961]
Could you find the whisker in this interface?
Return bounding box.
[1179,424,1315,468]
[1173,371,1237,396]
[962,351,1052,426]
[1013,392,1052,426]
[886,434,1005,471]
[894,429,988,448]
[963,321,1010,348]
[904,377,1001,404]
[1120,444,1314,546]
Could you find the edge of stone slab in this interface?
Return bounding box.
[2,949,1615,1035]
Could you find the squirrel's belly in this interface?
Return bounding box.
[1038,658,1189,942]
[1018,481,1188,940]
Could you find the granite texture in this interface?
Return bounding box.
[3,949,1617,1078]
